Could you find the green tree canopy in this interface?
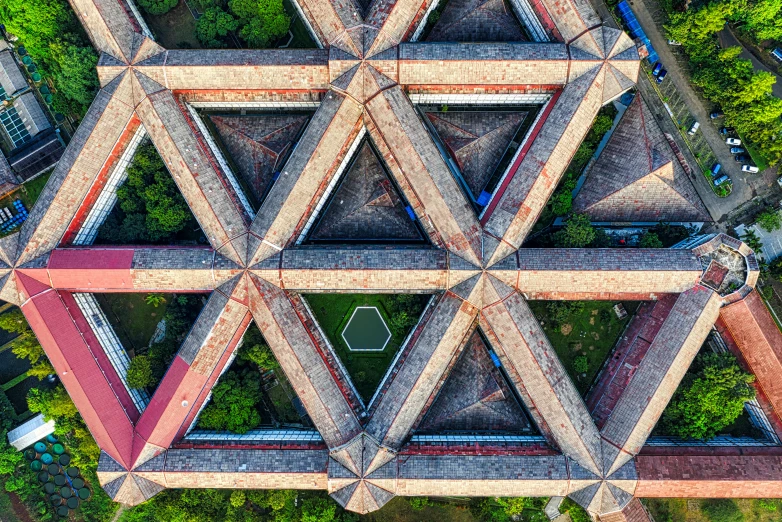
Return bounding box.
[137,0,178,15]
[99,144,197,244]
[196,7,239,47]
[639,232,664,248]
[198,369,262,433]
[757,208,782,232]
[554,214,596,248]
[662,352,755,440]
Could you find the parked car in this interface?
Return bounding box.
[720,127,734,135]
[730,147,745,154]
[712,163,722,175]
[726,138,742,146]
[652,62,663,76]
[713,174,730,186]
[772,48,782,63]
[743,165,760,174]
[776,175,782,187]
[710,111,724,119]
[688,121,700,136]
[734,154,749,162]
[656,69,667,83]
[668,39,682,46]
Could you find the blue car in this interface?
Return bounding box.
[652,63,663,76]
[656,69,667,83]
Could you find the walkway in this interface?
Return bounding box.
[735,222,782,262]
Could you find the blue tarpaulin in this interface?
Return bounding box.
[617,1,659,64]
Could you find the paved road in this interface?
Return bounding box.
[718,27,782,99]
[735,222,782,262]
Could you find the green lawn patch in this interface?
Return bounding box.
[527,301,638,395]
[94,293,173,353]
[304,293,429,402]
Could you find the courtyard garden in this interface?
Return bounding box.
[528,300,638,395]
[94,293,174,354]
[197,323,310,432]
[304,293,430,402]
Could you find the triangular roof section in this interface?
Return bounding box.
[417,330,537,434]
[426,0,528,42]
[425,110,528,205]
[573,96,710,222]
[205,112,313,211]
[306,138,426,243]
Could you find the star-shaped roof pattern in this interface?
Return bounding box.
[3,0,781,519]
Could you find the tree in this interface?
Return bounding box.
[757,208,782,232]
[741,228,763,252]
[229,0,290,48]
[27,386,79,428]
[639,232,664,248]
[662,352,755,440]
[127,355,155,389]
[551,191,572,216]
[137,0,178,15]
[28,360,55,380]
[196,7,238,47]
[301,497,337,522]
[100,144,196,244]
[198,370,262,433]
[0,309,32,335]
[239,341,279,371]
[49,41,99,116]
[554,214,596,248]
[146,293,167,307]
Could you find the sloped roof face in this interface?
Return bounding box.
[0,50,27,96]
[426,0,527,42]
[573,97,709,222]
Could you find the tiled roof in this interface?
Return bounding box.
[573,97,710,223]
[11,0,778,518]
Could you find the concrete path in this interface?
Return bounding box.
[718,27,782,99]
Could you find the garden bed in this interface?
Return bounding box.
[527,301,639,395]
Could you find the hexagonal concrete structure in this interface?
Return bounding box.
[342,306,392,351]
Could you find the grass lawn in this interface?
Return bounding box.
[304,293,429,403]
[644,498,782,522]
[528,301,638,395]
[94,293,173,354]
[143,0,201,49]
[282,0,317,48]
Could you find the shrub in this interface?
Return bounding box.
[757,208,782,232]
[198,369,262,433]
[573,355,589,374]
[126,355,154,389]
[639,232,664,248]
[409,497,433,510]
[701,499,744,522]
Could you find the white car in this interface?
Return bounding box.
[742,165,759,173]
[726,138,742,146]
